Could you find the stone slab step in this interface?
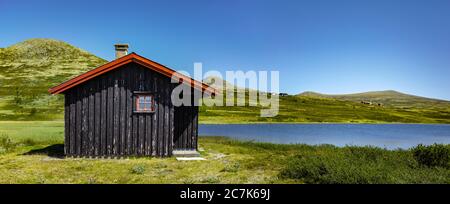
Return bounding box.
[172,150,201,157]
[176,157,206,161]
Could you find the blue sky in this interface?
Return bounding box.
[1,0,450,100]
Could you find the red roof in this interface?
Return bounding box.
[49,52,214,94]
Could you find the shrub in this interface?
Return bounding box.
[412,144,450,168]
[279,147,407,184]
[345,146,386,162]
[221,162,240,173]
[29,108,37,116]
[280,153,401,184]
[201,176,220,184]
[130,165,146,175]
[0,134,17,153]
[279,155,329,183]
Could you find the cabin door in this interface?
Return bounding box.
[173,106,197,150]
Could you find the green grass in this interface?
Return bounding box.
[0,121,64,144]
[0,121,448,184]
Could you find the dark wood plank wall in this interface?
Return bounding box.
[64,62,197,157]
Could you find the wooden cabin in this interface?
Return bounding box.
[49,45,213,157]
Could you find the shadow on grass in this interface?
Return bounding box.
[23,144,65,158]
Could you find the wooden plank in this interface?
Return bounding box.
[126,67,133,156]
[164,86,169,156]
[113,78,119,156]
[131,67,138,155]
[145,113,151,156]
[100,76,107,156]
[75,88,82,156]
[183,107,188,150]
[132,111,137,155]
[139,114,144,156]
[64,93,70,156]
[193,106,198,150]
[144,71,152,156]
[173,107,177,150]
[169,92,174,156]
[178,107,182,150]
[151,77,157,156]
[188,106,193,149]
[94,80,101,156]
[88,83,95,156]
[138,70,145,156]
[177,107,182,150]
[81,86,88,156]
[158,79,164,156]
[69,91,76,156]
[107,76,113,156]
[120,75,126,156]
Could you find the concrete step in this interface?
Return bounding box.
[176,157,206,161]
[173,150,201,157]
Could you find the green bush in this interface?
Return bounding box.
[201,176,220,184]
[130,165,146,175]
[278,145,450,184]
[279,145,450,184]
[412,144,450,168]
[279,153,392,184]
[0,134,17,153]
[221,162,240,173]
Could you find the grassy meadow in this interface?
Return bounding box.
[0,121,449,184]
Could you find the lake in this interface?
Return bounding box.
[198,124,450,149]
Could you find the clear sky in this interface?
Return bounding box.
[1,0,450,100]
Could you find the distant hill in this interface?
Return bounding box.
[203,75,237,90]
[298,90,450,109]
[198,78,450,124]
[0,38,107,120]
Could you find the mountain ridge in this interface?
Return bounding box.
[297,90,450,108]
[298,90,448,101]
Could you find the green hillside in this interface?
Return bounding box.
[0,39,449,123]
[298,90,450,109]
[200,93,450,124]
[200,78,450,124]
[0,38,107,120]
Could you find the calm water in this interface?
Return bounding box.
[199,124,450,149]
